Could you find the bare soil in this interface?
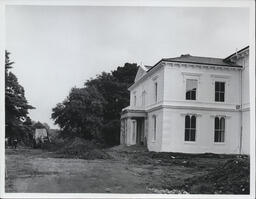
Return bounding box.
[5,145,248,194]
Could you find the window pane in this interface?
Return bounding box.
[215,92,219,101]
[185,129,190,141]
[220,82,225,92]
[220,92,224,102]
[155,83,158,102]
[153,116,156,140]
[214,130,218,142]
[191,90,196,100]
[215,117,219,130]
[186,91,191,100]
[221,130,225,142]
[191,129,196,141]
[220,117,225,131]
[186,79,197,100]
[215,82,220,91]
[191,116,196,128]
[185,115,190,128]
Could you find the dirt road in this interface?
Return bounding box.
[5,146,216,193]
[6,148,151,193]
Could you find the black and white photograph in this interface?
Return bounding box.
[1,0,255,198]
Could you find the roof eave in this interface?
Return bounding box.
[224,46,249,61]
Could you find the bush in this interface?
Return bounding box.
[54,137,111,160]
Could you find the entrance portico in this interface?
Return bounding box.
[120,108,147,146]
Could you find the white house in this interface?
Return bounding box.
[120,46,250,154]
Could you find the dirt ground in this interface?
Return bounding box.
[5,146,238,193]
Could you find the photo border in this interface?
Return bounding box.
[0,0,255,198]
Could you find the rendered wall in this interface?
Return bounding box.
[161,108,242,154]
[147,109,163,152]
[129,66,165,109]
[163,63,241,105]
[241,110,250,154]
[235,53,250,155]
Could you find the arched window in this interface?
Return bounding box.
[214,117,225,142]
[185,115,196,141]
[133,94,136,106]
[154,82,158,102]
[142,91,146,107]
[152,115,157,141]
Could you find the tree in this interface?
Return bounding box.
[51,62,138,146]
[86,63,138,145]
[5,51,35,143]
[51,86,105,140]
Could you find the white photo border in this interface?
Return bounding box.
[0,0,255,199]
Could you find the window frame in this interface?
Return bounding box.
[215,81,225,102]
[184,115,197,142]
[133,91,137,106]
[154,82,158,103]
[214,116,225,143]
[152,115,157,142]
[185,79,198,100]
[142,90,146,107]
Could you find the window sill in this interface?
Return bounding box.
[213,142,226,145]
[184,141,196,144]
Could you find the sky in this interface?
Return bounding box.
[6,5,249,128]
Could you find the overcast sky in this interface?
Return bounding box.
[6,5,249,128]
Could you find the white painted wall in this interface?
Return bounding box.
[163,63,241,105]
[129,66,165,109]
[242,110,250,154]
[161,108,241,154]
[124,50,250,155]
[147,108,163,152]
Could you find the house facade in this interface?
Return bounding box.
[120,46,250,154]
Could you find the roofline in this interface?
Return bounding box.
[161,59,242,68]
[128,60,164,90]
[128,57,242,90]
[224,46,249,61]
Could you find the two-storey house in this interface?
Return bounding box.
[120,46,250,154]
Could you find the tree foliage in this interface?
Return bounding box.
[5,51,35,143]
[52,86,106,140]
[52,63,138,145]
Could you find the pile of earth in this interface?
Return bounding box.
[167,156,250,194]
[129,150,237,167]
[44,137,111,160]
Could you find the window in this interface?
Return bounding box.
[214,117,225,142]
[215,82,225,102]
[153,115,157,141]
[132,120,136,142]
[133,94,136,106]
[186,79,197,100]
[142,91,146,107]
[185,115,196,141]
[154,82,158,102]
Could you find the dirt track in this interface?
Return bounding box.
[5,146,213,193]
